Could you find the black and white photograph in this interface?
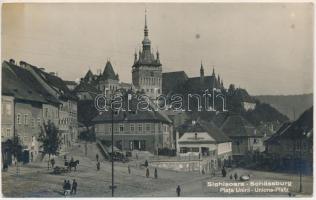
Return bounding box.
[0,1,314,198]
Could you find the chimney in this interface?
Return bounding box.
[39,68,45,71]
[9,59,15,64]
[49,72,56,76]
[19,61,26,68]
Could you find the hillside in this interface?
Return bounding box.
[255,93,313,120]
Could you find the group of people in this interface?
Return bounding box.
[145,167,158,179]
[229,172,239,180]
[63,179,77,196]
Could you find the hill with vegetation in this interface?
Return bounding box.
[255,93,313,120]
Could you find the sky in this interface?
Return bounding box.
[1,3,314,95]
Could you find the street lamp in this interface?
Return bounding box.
[107,88,123,197]
[91,88,122,196]
[110,99,115,197]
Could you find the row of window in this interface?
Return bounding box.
[59,101,77,112]
[99,84,119,92]
[233,138,259,145]
[43,108,59,119]
[2,128,11,137]
[96,123,169,133]
[180,147,200,153]
[59,117,76,125]
[142,88,161,94]
[17,114,41,127]
[17,113,76,127]
[140,76,161,86]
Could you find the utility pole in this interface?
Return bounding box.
[111,101,114,197]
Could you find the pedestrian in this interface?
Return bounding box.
[154,168,158,179]
[128,165,131,174]
[96,154,99,162]
[234,172,238,180]
[71,179,77,195]
[176,185,181,197]
[64,180,71,196]
[146,167,150,178]
[63,180,67,195]
[67,180,71,190]
[222,167,226,177]
[97,161,100,171]
[136,153,138,160]
[144,160,148,167]
[230,174,233,180]
[64,155,67,166]
[211,168,215,177]
[51,158,55,169]
[202,168,205,175]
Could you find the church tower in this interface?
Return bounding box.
[132,10,162,99]
[200,61,204,83]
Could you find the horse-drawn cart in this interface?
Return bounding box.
[53,166,69,175]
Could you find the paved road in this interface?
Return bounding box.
[2,143,313,197]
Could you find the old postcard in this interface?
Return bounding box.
[1,1,314,198]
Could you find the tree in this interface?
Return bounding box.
[77,100,98,141]
[38,121,62,169]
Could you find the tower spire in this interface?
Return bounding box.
[134,49,138,64]
[142,9,151,51]
[200,60,204,82]
[212,66,215,76]
[144,8,148,37]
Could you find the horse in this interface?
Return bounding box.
[67,160,80,171]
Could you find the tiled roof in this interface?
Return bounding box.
[162,71,188,94]
[278,107,313,140]
[212,111,231,128]
[100,61,118,81]
[74,82,101,94]
[177,120,231,143]
[220,114,263,137]
[2,61,48,104]
[178,132,216,144]
[84,70,93,80]
[265,122,292,145]
[28,63,78,101]
[92,92,172,124]
[184,75,220,92]
[133,50,161,67]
